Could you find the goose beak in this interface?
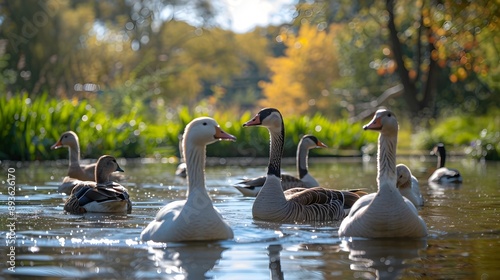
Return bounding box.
[317,140,328,148]
[243,114,261,127]
[214,126,237,141]
[363,116,382,131]
[115,165,125,173]
[51,140,63,150]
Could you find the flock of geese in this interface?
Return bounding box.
[51,107,463,242]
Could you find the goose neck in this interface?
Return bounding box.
[68,142,81,167]
[437,150,446,168]
[377,133,397,189]
[296,143,309,179]
[266,126,284,178]
[184,143,210,202]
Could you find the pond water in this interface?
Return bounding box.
[1,156,499,279]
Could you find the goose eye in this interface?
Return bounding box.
[202,122,207,126]
[387,113,392,117]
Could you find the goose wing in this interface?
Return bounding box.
[283,187,366,221]
[432,167,462,182]
[64,182,131,214]
[286,188,366,207]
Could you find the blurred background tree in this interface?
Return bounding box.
[259,23,340,117]
[0,0,498,159]
[292,0,499,124]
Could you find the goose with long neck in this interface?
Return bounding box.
[428,143,462,183]
[52,131,123,193]
[140,117,235,242]
[64,155,131,214]
[244,108,364,222]
[296,135,326,186]
[396,164,424,207]
[338,109,427,238]
[234,134,327,197]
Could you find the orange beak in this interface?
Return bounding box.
[51,140,63,150]
[214,126,236,141]
[316,140,328,148]
[243,113,261,127]
[363,115,383,131]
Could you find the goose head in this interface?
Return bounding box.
[51,131,79,150]
[431,143,447,168]
[95,155,124,183]
[184,117,236,147]
[302,135,328,149]
[243,108,283,132]
[396,164,412,190]
[431,143,446,157]
[363,109,398,136]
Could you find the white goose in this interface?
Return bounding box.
[234,134,327,197]
[338,109,428,238]
[140,117,235,242]
[428,143,463,183]
[52,131,123,193]
[64,155,131,214]
[396,164,424,207]
[244,108,365,222]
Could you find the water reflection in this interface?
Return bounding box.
[1,159,498,279]
[428,181,462,190]
[341,238,427,280]
[268,244,284,280]
[147,243,227,279]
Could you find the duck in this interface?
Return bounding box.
[428,143,463,183]
[396,164,424,207]
[51,131,123,192]
[64,155,132,214]
[234,134,328,197]
[244,108,365,222]
[338,109,428,238]
[140,117,235,242]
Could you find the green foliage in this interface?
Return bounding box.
[0,93,152,160]
[414,110,500,160]
[0,94,380,160]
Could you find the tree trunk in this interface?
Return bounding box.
[385,0,439,123]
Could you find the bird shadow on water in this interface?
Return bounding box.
[340,238,428,280]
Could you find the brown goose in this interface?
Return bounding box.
[140,117,235,242]
[338,109,428,238]
[234,134,328,197]
[64,155,131,214]
[51,131,123,193]
[244,108,364,222]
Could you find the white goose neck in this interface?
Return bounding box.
[184,142,210,202]
[377,132,397,190]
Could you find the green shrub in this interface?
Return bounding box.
[0,93,152,160]
[414,111,500,160]
[0,94,392,161]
